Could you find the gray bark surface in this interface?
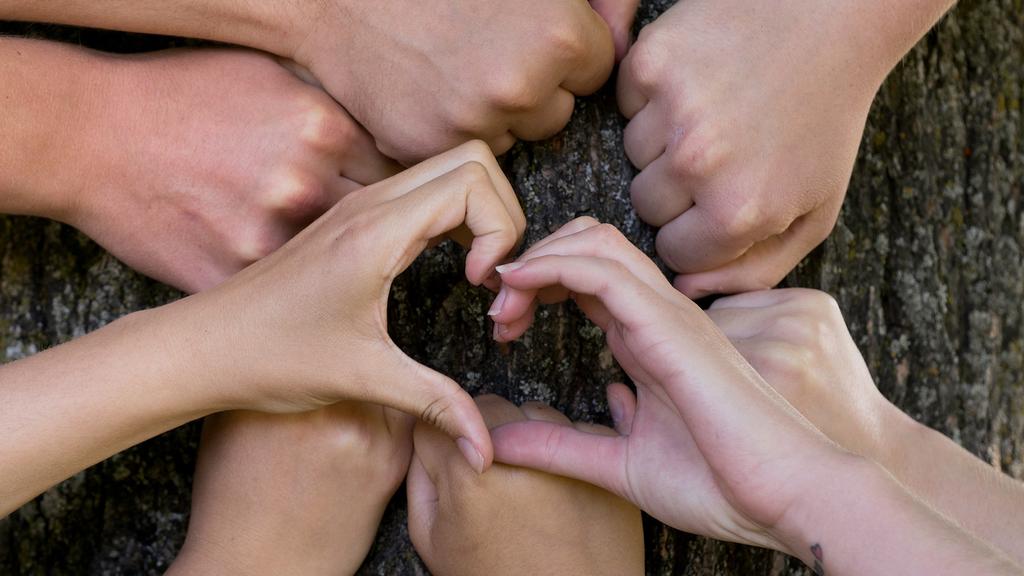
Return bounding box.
[1,1,1022,573]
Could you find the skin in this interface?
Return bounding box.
[0,38,399,293]
[487,217,1023,575]
[166,404,413,576]
[617,0,957,298]
[407,394,644,576]
[0,142,525,517]
[0,0,639,165]
[706,288,1024,565]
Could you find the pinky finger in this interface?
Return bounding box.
[673,209,835,299]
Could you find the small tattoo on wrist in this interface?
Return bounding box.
[810,543,825,575]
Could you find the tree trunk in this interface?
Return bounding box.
[1,1,1022,574]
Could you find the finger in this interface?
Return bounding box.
[510,88,576,141]
[709,289,797,311]
[616,43,653,118]
[630,154,694,227]
[673,208,832,299]
[487,132,518,158]
[356,140,526,240]
[520,401,574,426]
[606,383,637,435]
[491,225,675,326]
[382,160,523,286]
[489,216,603,329]
[493,299,535,343]
[491,420,629,498]
[573,421,620,437]
[384,407,416,444]
[496,254,671,335]
[364,345,492,474]
[655,204,762,274]
[335,120,404,186]
[561,4,617,95]
[406,453,438,554]
[475,394,528,429]
[324,177,365,206]
[623,103,668,170]
[589,0,641,61]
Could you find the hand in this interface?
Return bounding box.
[706,289,899,465]
[486,217,844,553]
[168,404,413,576]
[708,289,1024,566]
[67,47,400,293]
[169,141,526,472]
[618,0,889,298]
[290,0,638,164]
[407,394,644,576]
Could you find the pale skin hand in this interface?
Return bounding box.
[0,142,525,516]
[486,218,1023,575]
[166,404,413,576]
[407,394,644,576]
[0,38,400,293]
[618,0,956,298]
[0,0,639,165]
[706,288,1024,565]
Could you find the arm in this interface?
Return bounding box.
[0,37,95,220]
[1,0,636,165]
[0,1,300,58]
[485,218,1022,575]
[0,142,524,516]
[706,288,1024,564]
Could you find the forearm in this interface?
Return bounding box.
[0,37,104,220]
[0,0,302,57]
[779,455,1023,575]
[0,306,230,516]
[881,414,1024,564]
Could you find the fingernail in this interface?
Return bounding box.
[495,262,525,275]
[608,395,624,425]
[492,322,506,341]
[457,437,485,474]
[487,288,507,317]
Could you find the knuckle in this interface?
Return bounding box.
[268,171,328,216]
[544,18,588,61]
[301,99,355,150]
[669,123,726,178]
[485,70,543,112]
[453,160,493,190]
[627,30,668,92]
[708,196,765,242]
[234,227,282,262]
[593,223,628,248]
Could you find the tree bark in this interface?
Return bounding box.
[1,1,1022,573]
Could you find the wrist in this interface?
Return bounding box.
[0,38,107,222]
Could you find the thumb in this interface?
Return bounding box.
[590,0,641,60]
[491,419,630,499]
[361,346,493,474]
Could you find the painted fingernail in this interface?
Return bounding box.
[488,288,507,317]
[495,262,525,275]
[457,437,485,474]
[608,395,624,425]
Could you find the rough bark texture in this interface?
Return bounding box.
[1,1,1022,574]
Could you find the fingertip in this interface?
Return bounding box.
[673,274,714,299]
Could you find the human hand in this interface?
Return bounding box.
[618,0,890,298]
[289,0,638,164]
[407,394,644,576]
[67,47,400,293]
[166,141,525,472]
[705,289,902,466]
[486,218,848,554]
[168,404,412,576]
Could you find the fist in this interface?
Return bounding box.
[294,0,640,164]
[71,48,400,293]
[407,395,644,576]
[619,0,882,297]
